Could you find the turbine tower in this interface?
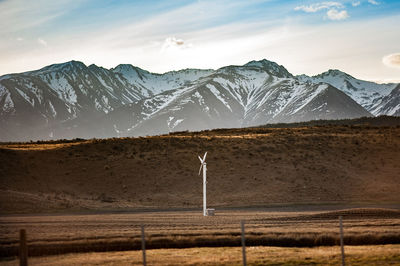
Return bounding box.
[198,152,207,216]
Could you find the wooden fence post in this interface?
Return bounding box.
[19,229,28,266]
[141,225,147,266]
[241,220,247,266]
[339,216,345,266]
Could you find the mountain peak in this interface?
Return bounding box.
[326,69,345,75]
[245,58,275,66]
[244,59,292,78]
[317,69,355,80]
[32,60,87,75]
[112,64,149,75]
[53,60,86,69]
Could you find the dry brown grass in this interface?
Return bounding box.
[1,245,400,265]
[1,119,399,263]
[0,208,399,257]
[0,142,86,151]
[0,123,399,214]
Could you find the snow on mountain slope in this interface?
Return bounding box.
[298,70,398,115]
[110,62,288,135]
[243,78,371,127]
[212,66,271,108]
[109,62,371,137]
[0,84,14,113]
[0,61,155,140]
[1,59,394,141]
[270,84,372,123]
[372,84,400,116]
[117,82,245,136]
[112,64,214,95]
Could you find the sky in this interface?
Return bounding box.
[0,0,399,82]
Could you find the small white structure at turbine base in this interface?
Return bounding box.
[198,152,214,216]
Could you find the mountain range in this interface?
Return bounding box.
[0,59,398,141]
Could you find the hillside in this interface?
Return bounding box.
[0,117,400,214]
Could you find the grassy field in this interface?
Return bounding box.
[1,122,400,214]
[1,245,400,265]
[1,208,399,258]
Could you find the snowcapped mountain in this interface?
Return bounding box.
[0,61,147,140]
[111,64,214,96]
[373,84,400,116]
[110,62,371,136]
[297,69,398,115]
[0,59,397,141]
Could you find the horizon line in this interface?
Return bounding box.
[1,58,399,84]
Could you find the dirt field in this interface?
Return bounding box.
[1,207,399,258]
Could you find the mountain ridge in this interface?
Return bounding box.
[0,59,398,141]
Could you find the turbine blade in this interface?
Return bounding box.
[198,155,203,163]
[203,152,207,162]
[198,164,203,175]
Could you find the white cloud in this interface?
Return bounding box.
[37,38,47,46]
[352,1,361,7]
[327,9,349,20]
[368,0,379,5]
[294,2,344,13]
[382,53,400,69]
[295,1,349,21]
[16,37,23,41]
[161,37,192,52]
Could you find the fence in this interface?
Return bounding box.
[18,216,349,266]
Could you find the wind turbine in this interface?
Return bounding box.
[198,152,208,216]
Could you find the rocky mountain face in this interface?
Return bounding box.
[297,70,398,115]
[372,84,400,116]
[0,59,397,141]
